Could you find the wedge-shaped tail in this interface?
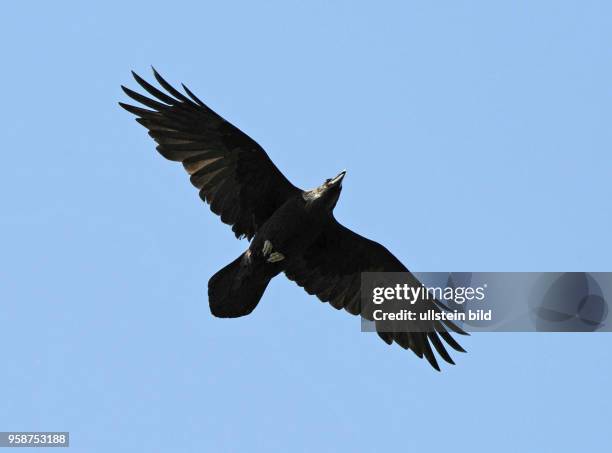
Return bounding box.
[208,253,274,318]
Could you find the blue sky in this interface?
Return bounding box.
[1,1,611,451]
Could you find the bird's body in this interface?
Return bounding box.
[250,194,325,262]
[211,174,346,317]
[120,68,467,370]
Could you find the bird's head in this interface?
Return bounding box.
[303,170,346,211]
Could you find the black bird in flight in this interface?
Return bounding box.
[120,68,467,370]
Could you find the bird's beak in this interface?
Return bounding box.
[329,170,346,186]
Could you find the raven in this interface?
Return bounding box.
[120,69,467,370]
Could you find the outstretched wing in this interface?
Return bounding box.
[284,218,467,371]
[120,68,301,240]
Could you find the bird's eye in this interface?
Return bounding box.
[325,179,331,184]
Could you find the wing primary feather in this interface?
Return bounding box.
[377,331,393,345]
[136,116,178,130]
[121,85,169,111]
[394,333,411,350]
[441,318,469,336]
[433,300,469,335]
[182,83,206,107]
[151,67,195,105]
[409,333,425,358]
[438,330,467,353]
[428,332,455,365]
[131,71,177,105]
[422,339,441,371]
[118,102,157,117]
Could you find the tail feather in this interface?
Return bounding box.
[208,253,273,318]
